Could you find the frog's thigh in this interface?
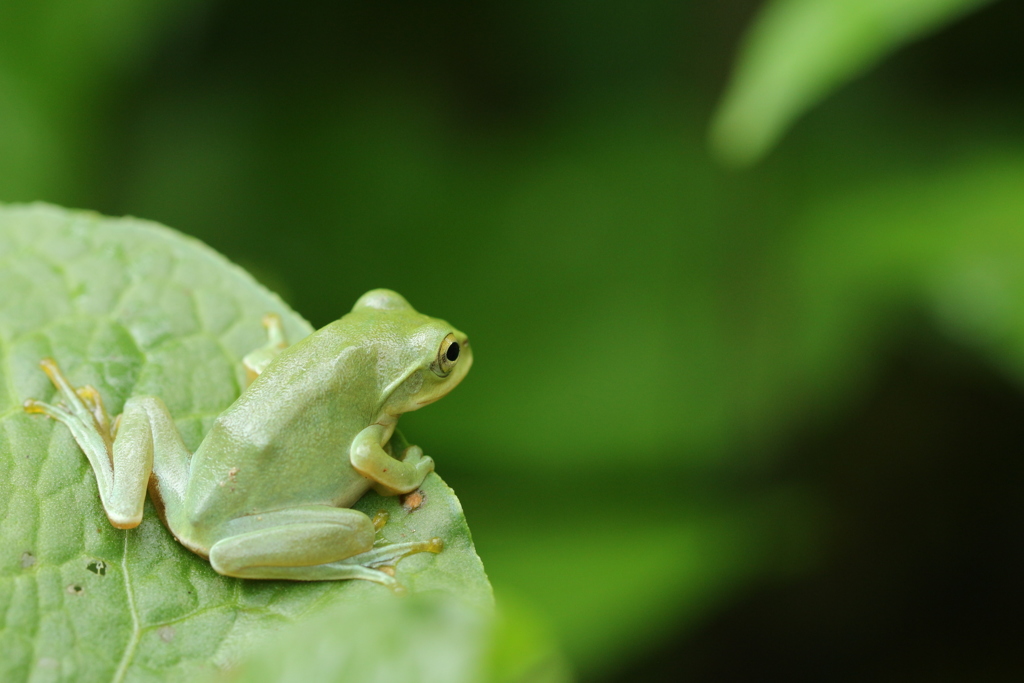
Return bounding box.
[95,396,192,529]
[209,506,375,578]
[121,397,190,522]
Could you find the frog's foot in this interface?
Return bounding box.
[24,359,139,524]
[358,509,443,592]
[24,359,184,530]
[243,313,289,384]
[338,537,445,594]
[24,359,112,440]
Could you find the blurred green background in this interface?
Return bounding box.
[3,0,1024,679]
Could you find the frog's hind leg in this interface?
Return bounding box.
[116,396,192,534]
[243,313,289,385]
[208,506,443,591]
[24,359,191,531]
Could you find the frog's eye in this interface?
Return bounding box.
[432,334,460,376]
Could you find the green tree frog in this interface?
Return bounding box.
[24,289,472,591]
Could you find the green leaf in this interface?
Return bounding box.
[214,593,492,683]
[0,202,492,681]
[710,0,998,165]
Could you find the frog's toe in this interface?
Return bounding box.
[23,397,72,421]
[75,385,105,412]
[23,398,44,416]
[38,357,68,387]
[371,509,390,532]
[261,312,284,335]
[38,358,84,403]
[75,385,112,434]
[344,537,444,571]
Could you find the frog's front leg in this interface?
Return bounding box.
[24,359,191,531]
[350,424,434,496]
[208,507,443,589]
[243,313,289,385]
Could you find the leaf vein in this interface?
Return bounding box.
[111,533,141,683]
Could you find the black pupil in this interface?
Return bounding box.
[445,342,460,362]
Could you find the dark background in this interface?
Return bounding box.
[2,1,1024,679]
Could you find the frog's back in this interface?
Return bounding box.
[184,322,379,527]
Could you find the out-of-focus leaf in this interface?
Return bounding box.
[217,594,494,683]
[0,203,491,681]
[710,0,998,165]
[789,149,1024,385]
[485,593,573,683]
[473,485,819,675]
[0,0,202,199]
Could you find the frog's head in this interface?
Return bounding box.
[351,289,473,418]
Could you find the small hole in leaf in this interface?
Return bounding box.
[86,560,106,576]
[67,584,84,596]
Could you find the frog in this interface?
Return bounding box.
[23,288,472,591]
